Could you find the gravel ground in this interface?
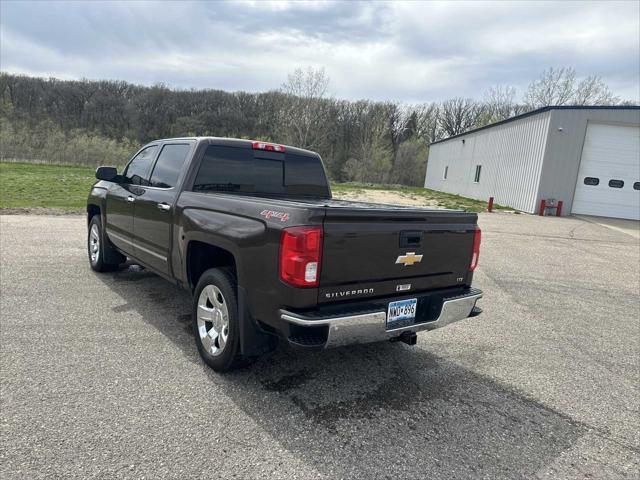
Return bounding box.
[1,213,638,479]
[333,189,440,207]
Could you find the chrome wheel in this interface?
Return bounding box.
[89,224,100,265]
[197,285,229,356]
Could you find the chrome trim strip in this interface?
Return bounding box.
[281,290,482,348]
[134,241,167,261]
[107,230,167,262]
[108,230,134,247]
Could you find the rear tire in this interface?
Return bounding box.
[192,268,249,372]
[87,215,124,272]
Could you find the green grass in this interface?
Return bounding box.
[0,162,96,210]
[332,182,511,213]
[0,162,511,213]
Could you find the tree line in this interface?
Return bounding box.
[0,67,628,185]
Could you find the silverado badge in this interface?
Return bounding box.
[395,252,423,266]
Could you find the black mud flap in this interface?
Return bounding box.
[237,286,279,357]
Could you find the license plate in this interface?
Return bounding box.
[387,298,417,328]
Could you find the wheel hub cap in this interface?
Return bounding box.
[89,224,100,264]
[197,285,229,356]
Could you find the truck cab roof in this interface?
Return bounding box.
[147,137,321,158]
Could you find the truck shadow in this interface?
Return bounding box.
[97,264,585,479]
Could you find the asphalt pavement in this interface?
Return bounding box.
[1,213,638,479]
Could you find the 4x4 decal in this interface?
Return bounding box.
[260,209,290,222]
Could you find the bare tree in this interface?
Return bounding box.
[342,101,393,183]
[279,67,331,149]
[524,67,576,108]
[483,85,519,122]
[573,75,619,105]
[412,103,440,143]
[282,66,330,100]
[439,98,482,137]
[524,67,619,108]
[386,102,406,155]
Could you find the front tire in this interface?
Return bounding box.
[192,268,247,372]
[87,215,124,272]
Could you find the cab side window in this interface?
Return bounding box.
[150,144,191,188]
[123,146,158,185]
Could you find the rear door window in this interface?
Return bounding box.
[124,146,158,185]
[150,143,192,188]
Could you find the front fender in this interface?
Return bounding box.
[87,182,108,225]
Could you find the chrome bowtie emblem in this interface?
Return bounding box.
[395,252,423,266]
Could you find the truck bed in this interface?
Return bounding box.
[210,193,478,303]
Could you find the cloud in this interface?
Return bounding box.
[1,0,638,102]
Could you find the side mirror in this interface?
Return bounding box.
[96,166,118,182]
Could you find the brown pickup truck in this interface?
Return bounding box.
[87,137,483,371]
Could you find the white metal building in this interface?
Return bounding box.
[424,106,640,220]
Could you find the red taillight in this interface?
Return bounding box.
[252,141,286,153]
[470,227,481,271]
[279,226,323,288]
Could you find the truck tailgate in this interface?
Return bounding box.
[319,206,477,303]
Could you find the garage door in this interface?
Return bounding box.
[572,123,640,220]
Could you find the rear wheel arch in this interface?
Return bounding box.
[186,240,238,291]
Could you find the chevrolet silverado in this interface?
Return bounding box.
[87,138,482,371]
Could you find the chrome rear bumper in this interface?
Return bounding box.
[280,289,482,348]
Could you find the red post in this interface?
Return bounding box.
[487,197,494,213]
[556,201,563,217]
[539,199,546,216]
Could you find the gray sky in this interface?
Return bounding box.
[1,0,638,103]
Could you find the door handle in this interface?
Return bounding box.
[126,195,135,203]
[157,202,171,211]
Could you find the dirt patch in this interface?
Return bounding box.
[333,190,440,207]
[0,207,84,216]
